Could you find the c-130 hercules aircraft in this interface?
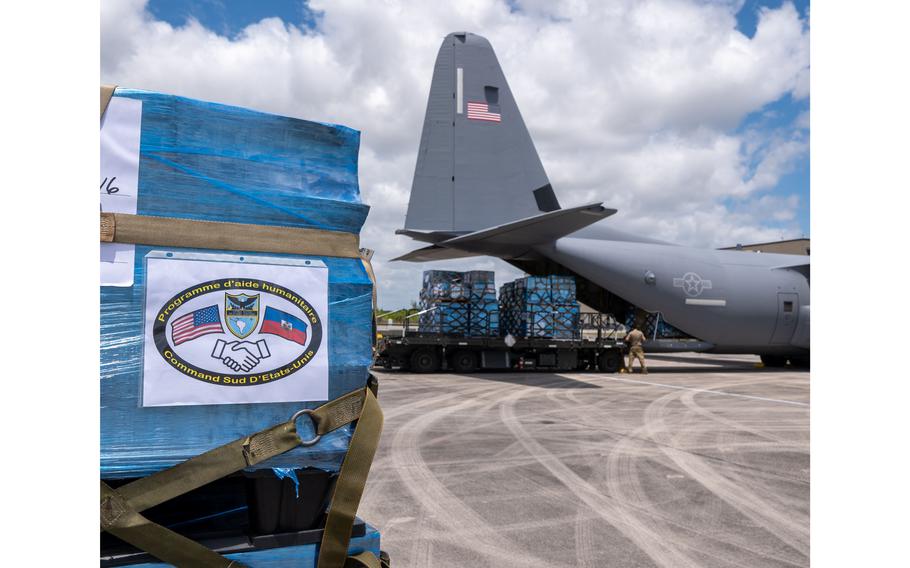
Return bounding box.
[395,32,809,367]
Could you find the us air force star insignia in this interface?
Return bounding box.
[673,272,712,297]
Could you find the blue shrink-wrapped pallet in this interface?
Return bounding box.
[499,276,579,339]
[420,270,467,301]
[418,270,499,337]
[101,89,373,479]
[464,270,496,302]
[469,301,500,337]
[549,304,580,339]
[512,276,551,304]
[419,302,470,335]
[549,275,577,304]
[464,271,498,336]
[418,270,469,336]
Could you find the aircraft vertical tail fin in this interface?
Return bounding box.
[403,32,560,234]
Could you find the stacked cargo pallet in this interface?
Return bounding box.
[418,270,500,336]
[499,275,580,339]
[464,270,499,337]
[418,270,470,335]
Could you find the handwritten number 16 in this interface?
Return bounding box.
[101,176,120,194]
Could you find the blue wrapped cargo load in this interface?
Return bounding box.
[419,302,470,335]
[420,269,467,301]
[499,275,579,339]
[464,271,499,336]
[417,270,498,336]
[101,89,373,478]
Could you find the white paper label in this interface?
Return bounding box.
[142,252,330,407]
[100,96,142,286]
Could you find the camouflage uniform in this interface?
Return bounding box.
[625,328,647,374]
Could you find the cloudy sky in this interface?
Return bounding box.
[101,0,810,309]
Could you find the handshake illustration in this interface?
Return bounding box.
[211,339,271,372]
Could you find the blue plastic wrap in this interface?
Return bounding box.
[464,271,499,336]
[125,523,381,567]
[419,302,470,335]
[101,90,372,478]
[419,270,467,301]
[499,276,579,339]
[418,270,501,336]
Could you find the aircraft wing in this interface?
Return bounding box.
[440,203,614,248]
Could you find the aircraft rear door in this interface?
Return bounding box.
[770,292,800,344]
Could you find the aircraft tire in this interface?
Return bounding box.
[597,350,623,373]
[409,348,441,373]
[760,354,788,367]
[791,355,810,369]
[450,350,478,373]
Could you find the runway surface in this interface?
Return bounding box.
[359,352,809,567]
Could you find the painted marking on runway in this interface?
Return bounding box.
[595,375,809,407]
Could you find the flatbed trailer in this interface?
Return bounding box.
[374,332,627,373]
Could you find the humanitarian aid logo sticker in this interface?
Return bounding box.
[153,279,323,387]
[142,253,329,406]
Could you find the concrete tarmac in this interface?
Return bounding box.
[359,352,809,567]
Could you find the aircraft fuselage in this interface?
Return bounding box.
[539,237,810,354]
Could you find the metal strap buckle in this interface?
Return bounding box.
[291,408,322,447]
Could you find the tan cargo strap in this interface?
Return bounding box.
[318,381,383,568]
[359,248,378,310]
[101,84,117,118]
[344,551,390,568]
[100,212,362,259]
[101,381,384,568]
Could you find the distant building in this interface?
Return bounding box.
[720,238,810,256]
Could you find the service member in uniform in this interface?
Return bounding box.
[624,327,647,374]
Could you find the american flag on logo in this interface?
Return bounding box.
[467,101,501,122]
[171,305,223,345]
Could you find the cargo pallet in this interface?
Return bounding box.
[375,331,626,374]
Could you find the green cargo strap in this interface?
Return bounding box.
[113,418,302,514]
[318,385,384,568]
[101,383,383,568]
[101,482,245,568]
[100,211,363,259]
[101,84,116,118]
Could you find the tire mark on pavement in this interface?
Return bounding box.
[390,386,559,567]
[500,385,703,567]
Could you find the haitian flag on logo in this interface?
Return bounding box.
[261,306,308,346]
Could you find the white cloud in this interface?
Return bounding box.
[101,0,809,308]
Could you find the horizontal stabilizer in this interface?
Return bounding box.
[392,245,483,262]
[394,229,462,244]
[394,203,615,262]
[439,203,614,251]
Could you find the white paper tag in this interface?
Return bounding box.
[142,252,330,407]
[100,96,142,286]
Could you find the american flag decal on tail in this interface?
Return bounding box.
[467,101,501,122]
